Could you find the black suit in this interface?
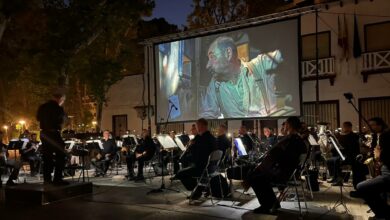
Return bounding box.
[217,134,231,161]
[175,131,217,192]
[248,133,306,210]
[37,100,66,183]
[92,138,117,175]
[126,136,155,177]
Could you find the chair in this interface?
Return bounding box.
[274,150,311,218]
[189,150,224,205]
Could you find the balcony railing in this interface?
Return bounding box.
[362,50,390,82]
[301,57,336,85]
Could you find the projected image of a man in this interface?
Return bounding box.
[200,36,283,119]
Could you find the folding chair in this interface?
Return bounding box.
[189,150,224,205]
[274,150,311,218]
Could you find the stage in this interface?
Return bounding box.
[0,168,371,220]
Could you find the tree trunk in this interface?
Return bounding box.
[96,101,103,132]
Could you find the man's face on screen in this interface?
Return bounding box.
[207,43,230,75]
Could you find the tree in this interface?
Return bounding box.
[186,0,293,29]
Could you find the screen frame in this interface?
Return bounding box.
[153,16,303,125]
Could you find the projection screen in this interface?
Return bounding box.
[155,17,301,123]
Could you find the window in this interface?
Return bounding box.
[302,100,340,130]
[301,31,331,61]
[365,21,390,52]
[359,96,390,131]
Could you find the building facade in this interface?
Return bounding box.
[101,0,390,137]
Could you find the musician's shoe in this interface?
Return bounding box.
[52,180,70,186]
[349,190,362,198]
[6,180,17,186]
[253,206,271,215]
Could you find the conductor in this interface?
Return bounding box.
[37,89,68,185]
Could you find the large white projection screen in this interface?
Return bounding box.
[155,18,301,123]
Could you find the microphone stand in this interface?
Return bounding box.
[345,96,372,133]
[148,104,179,195]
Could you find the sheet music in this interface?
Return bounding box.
[234,138,247,156]
[86,139,103,150]
[174,137,186,151]
[308,134,319,146]
[157,134,178,150]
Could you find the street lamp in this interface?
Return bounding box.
[19,120,26,134]
[3,125,9,143]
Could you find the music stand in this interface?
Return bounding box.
[234,138,248,157]
[147,134,179,194]
[8,140,24,160]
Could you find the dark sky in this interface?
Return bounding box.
[149,0,193,27]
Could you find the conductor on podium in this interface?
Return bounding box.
[37,89,68,185]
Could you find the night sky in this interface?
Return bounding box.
[149,0,193,27]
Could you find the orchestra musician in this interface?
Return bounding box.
[173,118,217,200]
[238,125,254,152]
[126,129,156,181]
[91,130,117,177]
[37,89,68,185]
[0,131,21,187]
[326,122,361,186]
[179,124,199,169]
[216,124,231,160]
[243,116,306,215]
[21,133,41,177]
[357,130,390,220]
[261,127,277,151]
[163,130,181,175]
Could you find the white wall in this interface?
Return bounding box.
[301,0,390,130]
[102,0,390,135]
[101,74,156,135]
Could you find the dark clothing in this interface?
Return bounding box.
[0,143,21,183]
[189,131,217,171]
[92,138,118,175]
[217,134,231,159]
[328,132,365,187]
[126,136,156,177]
[176,131,217,188]
[337,132,360,164]
[240,134,253,152]
[357,167,390,219]
[40,130,66,182]
[261,135,277,152]
[37,100,65,131]
[21,141,40,175]
[37,100,66,183]
[101,139,117,158]
[248,133,306,210]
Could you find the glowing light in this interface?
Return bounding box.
[3,125,8,130]
[92,121,97,126]
[19,120,26,125]
[227,133,232,138]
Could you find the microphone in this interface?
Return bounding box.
[169,100,178,110]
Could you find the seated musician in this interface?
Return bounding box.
[179,124,199,169]
[126,129,156,181]
[173,118,217,200]
[162,131,181,175]
[261,127,277,151]
[243,116,306,215]
[239,125,253,152]
[91,130,117,177]
[21,133,41,176]
[217,124,231,161]
[326,121,361,186]
[357,130,390,219]
[0,131,21,187]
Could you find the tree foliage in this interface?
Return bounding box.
[187,0,292,29]
[0,0,159,130]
